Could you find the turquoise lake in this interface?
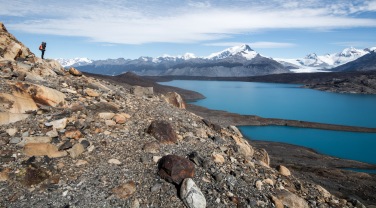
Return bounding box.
[161,80,376,165]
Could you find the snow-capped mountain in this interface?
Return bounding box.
[60,44,288,77]
[207,44,259,60]
[56,45,375,76]
[276,47,370,72]
[56,57,92,68]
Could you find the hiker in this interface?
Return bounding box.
[39,42,46,59]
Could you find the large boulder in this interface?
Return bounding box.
[0,91,38,113]
[147,120,178,144]
[158,155,195,184]
[275,189,309,208]
[180,178,206,208]
[15,82,66,107]
[162,92,186,109]
[0,112,29,126]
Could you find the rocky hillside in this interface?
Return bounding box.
[0,22,370,207]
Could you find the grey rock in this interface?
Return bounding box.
[180,178,206,208]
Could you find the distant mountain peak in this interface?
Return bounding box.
[305,53,318,59]
[339,47,365,57]
[207,44,258,60]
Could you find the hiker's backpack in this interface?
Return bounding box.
[39,42,46,50]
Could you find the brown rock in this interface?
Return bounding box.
[0,91,38,113]
[67,143,85,158]
[275,189,309,208]
[64,129,82,140]
[0,168,10,182]
[23,167,49,186]
[112,181,136,199]
[24,143,67,158]
[85,88,100,97]
[231,135,254,158]
[147,120,178,144]
[98,112,115,119]
[69,67,82,76]
[163,92,186,109]
[158,154,195,184]
[212,153,225,164]
[270,196,284,208]
[113,114,126,124]
[15,82,66,107]
[277,165,291,176]
[105,120,116,126]
[0,112,29,126]
[257,148,270,167]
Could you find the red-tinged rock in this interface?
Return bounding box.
[147,120,178,144]
[158,155,195,185]
[24,143,67,158]
[64,129,82,140]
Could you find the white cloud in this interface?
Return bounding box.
[3,0,376,45]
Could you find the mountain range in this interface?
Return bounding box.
[57,45,376,77]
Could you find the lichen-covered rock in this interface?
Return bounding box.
[130,85,153,97]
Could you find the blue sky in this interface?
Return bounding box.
[2,0,376,60]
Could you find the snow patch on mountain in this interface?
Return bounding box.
[207,44,259,60]
[56,57,92,68]
[276,47,371,73]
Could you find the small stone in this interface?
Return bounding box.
[58,140,73,151]
[131,198,140,208]
[255,180,263,190]
[212,153,225,164]
[80,140,90,149]
[142,142,160,153]
[6,128,17,136]
[24,143,67,158]
[277,165,291,176]
[108,158,122,165]
[105,120,116,126]
[85,88,100,97]
[153,156,162,163]
[9,137,22,144]
[45,118,67,130]
[46,129,59,138]
[112,181,136,199]
[64,129,82,140]
[0,168,10,182]
[180,178,206,208]
[98,112,115,119]
[75,160,88,166]
[113,114,126,124]
[151,183,163,192]
[263,178,274,186]
[67,143,85,158]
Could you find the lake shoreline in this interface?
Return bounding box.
[84,71,376,205]
[186,104,376,133]
[186,103,376,205]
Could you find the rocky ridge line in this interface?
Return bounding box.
[0,22,371,207]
